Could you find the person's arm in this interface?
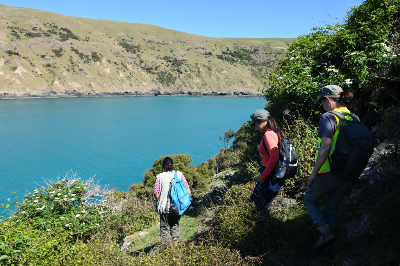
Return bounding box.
[307,137,332,188]
[257,132,279,184]
[154,178,160,199]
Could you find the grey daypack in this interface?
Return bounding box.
[329,111,374,180]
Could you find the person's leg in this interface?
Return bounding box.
[263,175,283,211]
[304,172,343,227]
[323,179,353,231]
[160,214,171,245]
[248,167,268,211]
[304,172,349,250]
[168,212,181,243]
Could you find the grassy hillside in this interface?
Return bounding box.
[0,4,293,97]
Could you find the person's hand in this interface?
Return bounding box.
[257,175,265,184]
[307,173,317,188]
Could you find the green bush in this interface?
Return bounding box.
[138,154,214,198]
[280,114,318,197]
[51,48,63,58]
[265,0,400,127]
[91,52,102,62]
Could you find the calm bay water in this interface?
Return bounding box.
[0,96,266,203]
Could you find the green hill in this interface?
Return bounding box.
[0,4,293,97]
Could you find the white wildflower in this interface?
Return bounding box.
[81,210,87,213]
[49,191,55,194]
[381,43,391,52]
[55,198,59,200]
[71,198,75,201]
[58,193,61,196]
[33,200,38,203]
[34,189,39,193]
[345,79,353,85]
[327,68,338,73]
[65,224,70,227]
[75,214,80,218]
[350,52,357,55]
[64,195,67,197]
[71,194,76,196]
[21,211,26,214]
[289,57,294,60]
[46,229,51,231]
[96,223,100,226]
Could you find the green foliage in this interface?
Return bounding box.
[139,154,215,198]
[211,183,310,261]
[134,242,247,265]
[51,47,63,58]
[265,0,400,127]
[156,71,177,87]
[58,27,79,41]
[215,129,244,172]
[163,56,185,68]
[25,32,42,38]
[0,173,158,265]
[91,51,102,62]
[382,105,400,155]
[227,123,262,184]
[280,114,318,197]
[119,41,141,54]
[14,178,113,244]
[71,47,92,63]
[10,30,20,39]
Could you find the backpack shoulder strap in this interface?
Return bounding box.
[262,137,270,156]
[330,111,360,122]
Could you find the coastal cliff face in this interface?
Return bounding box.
[0,5,292,98]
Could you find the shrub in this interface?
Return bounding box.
[139,154,214,198]
[119,41,140,54]
[265,0,400,127]
[52,48,63,58]
[280,114,318,197]
[211,183,298,259]
[91,51,102,62]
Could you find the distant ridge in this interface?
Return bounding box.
[0,4,293,98]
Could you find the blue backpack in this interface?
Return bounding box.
[169,171,192,215]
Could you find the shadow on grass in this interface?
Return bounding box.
[131,243,159,255]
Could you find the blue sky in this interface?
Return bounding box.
[1,0,362,38]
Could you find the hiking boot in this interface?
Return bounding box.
[313,224,336,250]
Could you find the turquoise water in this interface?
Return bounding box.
[0,96,266,203]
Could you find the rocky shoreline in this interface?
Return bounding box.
[0,90,264,99]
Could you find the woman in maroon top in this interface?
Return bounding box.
[248,109,285,213]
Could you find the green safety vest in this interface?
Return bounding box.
[315,107,353,174]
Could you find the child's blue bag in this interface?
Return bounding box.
[169,171,192,215]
